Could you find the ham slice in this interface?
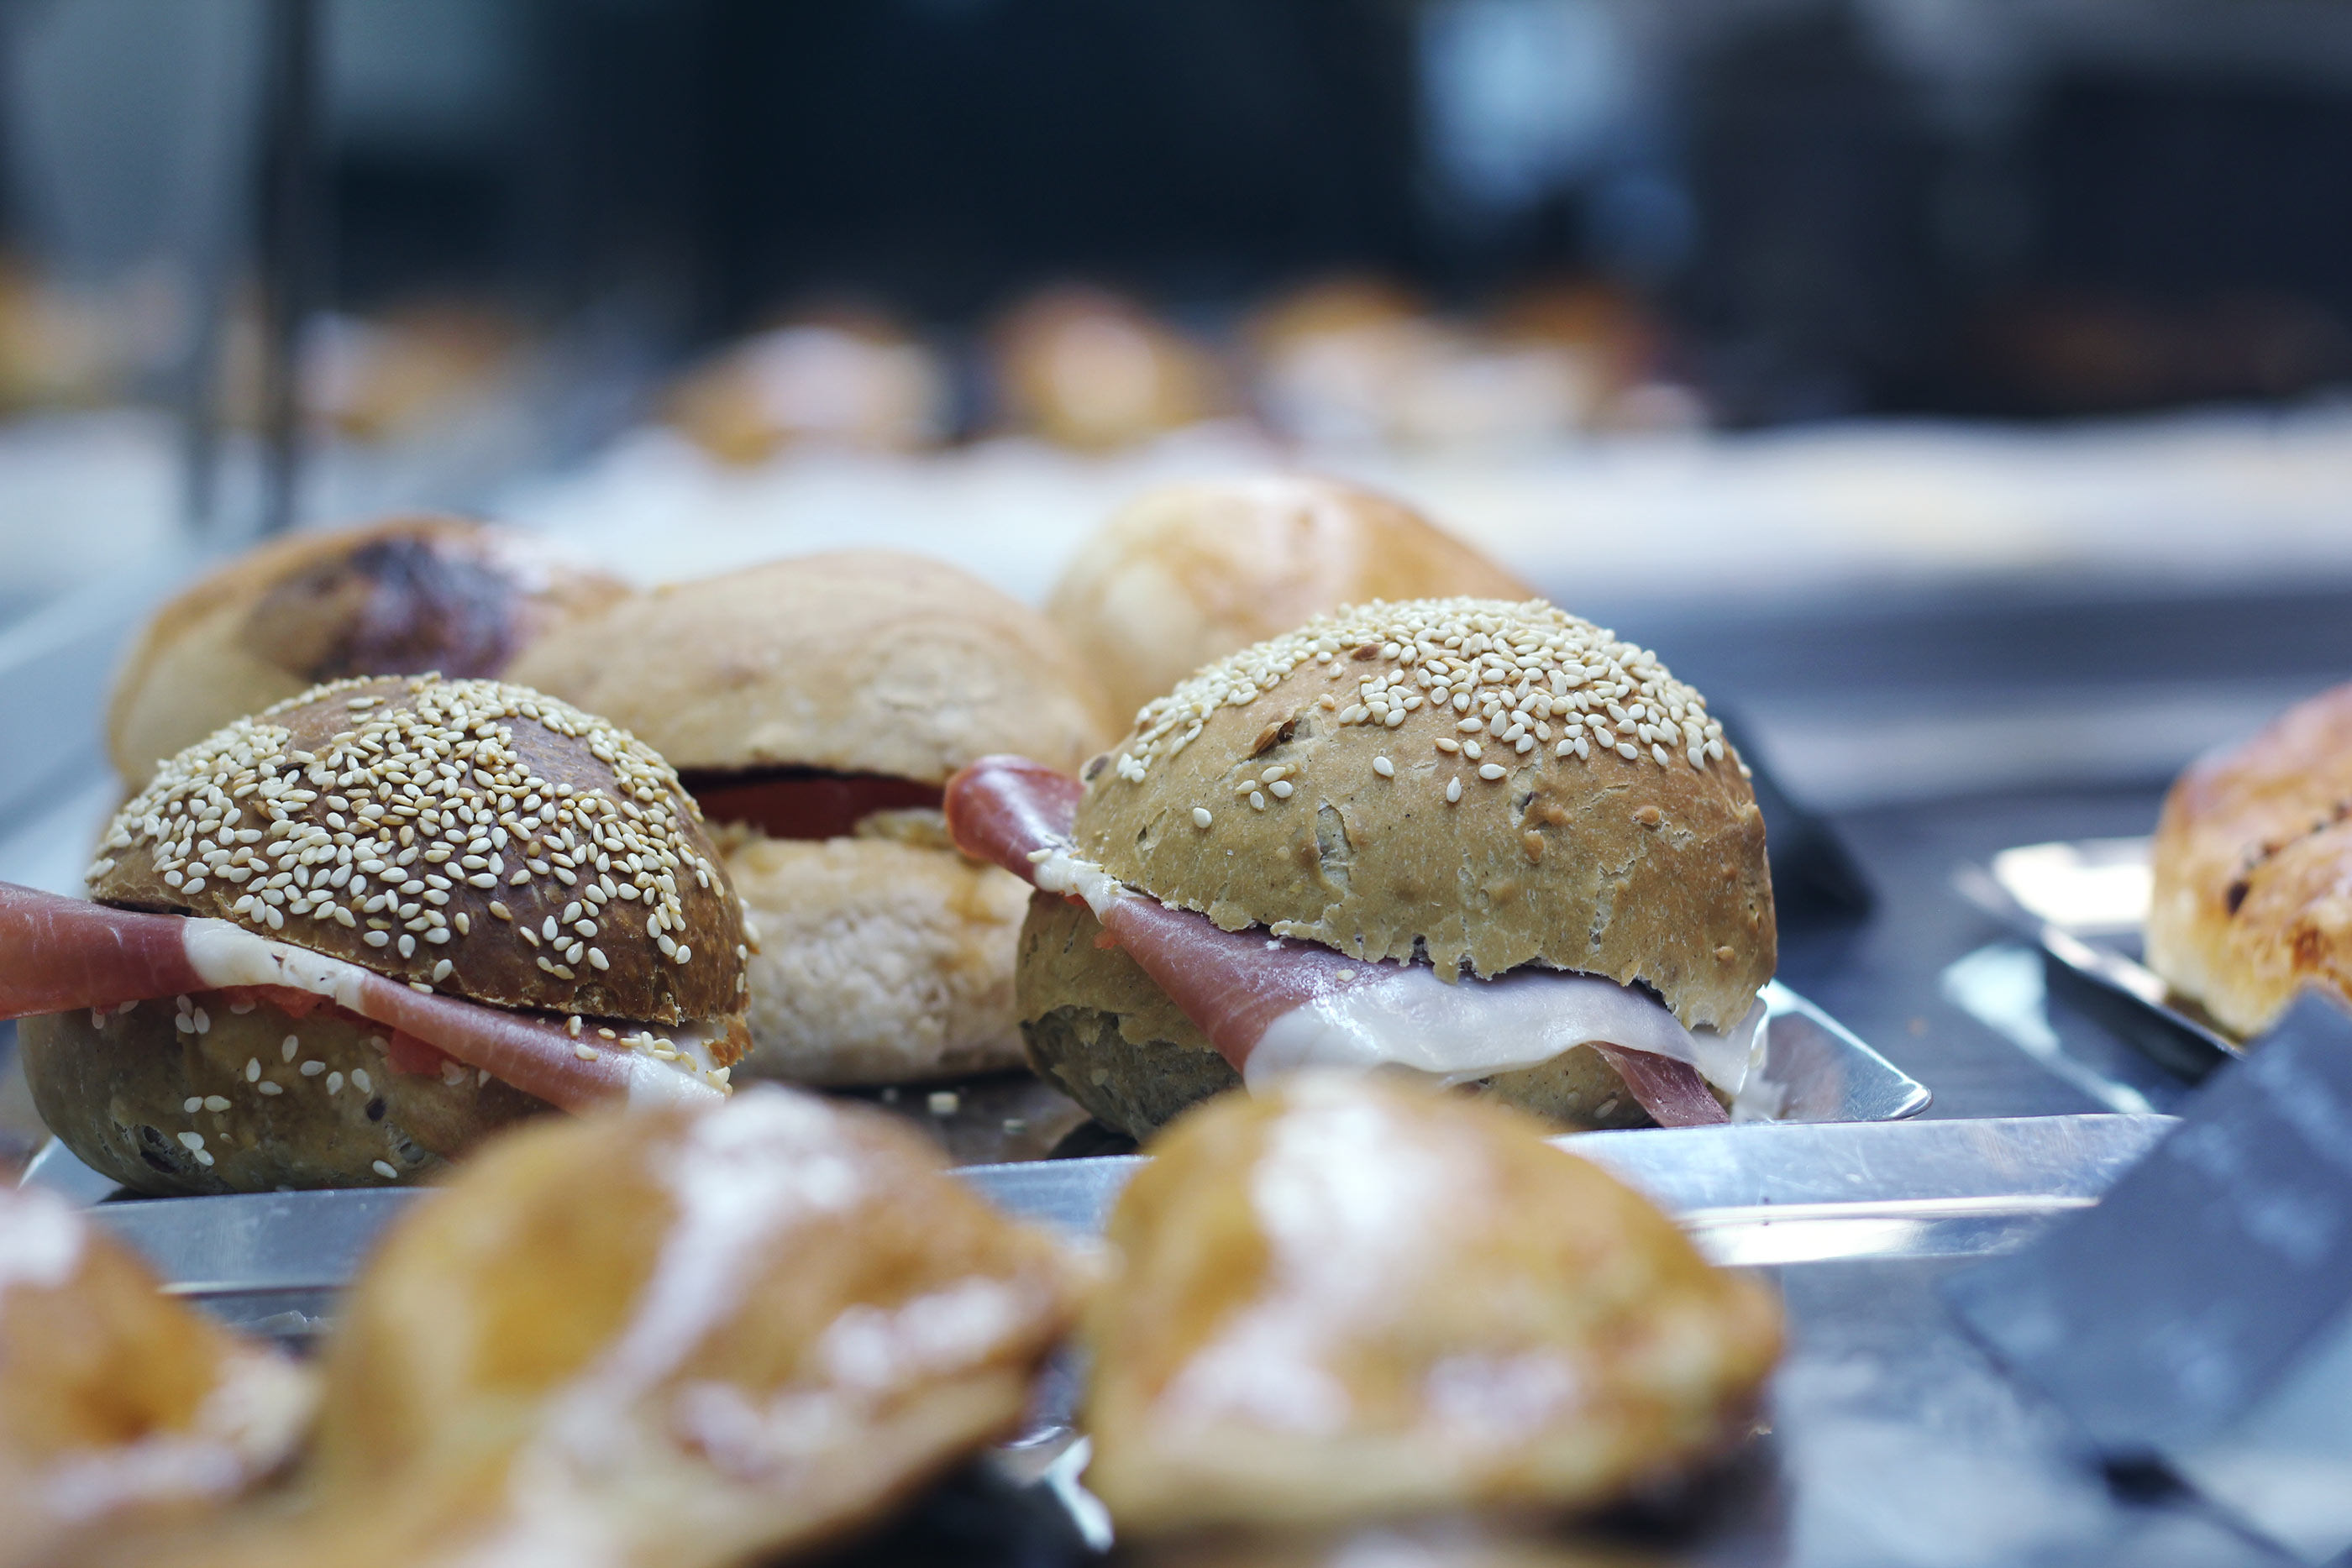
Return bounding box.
[0,882,718,1113]
[945,756,1735,1127]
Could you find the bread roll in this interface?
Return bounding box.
[511,553,1115,1086]
[27,674,748,1192]
[1080,1076,1781,1533]
[2149,681,2352,1036]
[992,286,1223,449]
[667,312,949,461]
[1016,596,1771,1137]
[108,516,626,785]
[1047,476,1532,725]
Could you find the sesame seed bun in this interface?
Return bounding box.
[506,551,1115,782]
[1016,597,1774,1135]
[2149,681,2352,1036]
[723,827,1032,1085]
[87,675,747,1025]
[107,516,627,787]
[1046,476,1533,726]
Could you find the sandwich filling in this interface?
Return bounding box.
[680,767,945,843]
[949,755,1755,1126]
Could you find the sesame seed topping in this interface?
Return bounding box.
[1372,756,1394,777]
[1478,763,1506,781]
[1269,779,1294,799]
[351,1069,372,1093]
[177,1131,205,1151]
[1192,807,1213,828]
[257,1081,283,1096]
[326,1071,344,1093]
[575,1042,598,1061]
[1249,790,1267,810]
[1445,777,1462,804]
[244,1058,260,1082]
[281,1036,298,1062]
[372,1160,399,1179]
[300,1060,324,1077]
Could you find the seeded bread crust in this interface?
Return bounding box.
[20,998,551,1196]
[723,828,1032,1086]
[89,675,746,1026]
[507,551,1116,783]
[1047,475,1533,726]
[108,516,627,785]
[1016,891,1655,1140]
[1072,599,1774,1030]
[2148,682,2352,1036]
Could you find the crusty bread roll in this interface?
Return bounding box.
[667,312,949,462]
[1047,476,1533,726]
[992,285,1223,450]
[1080,1076,1782,1534]
[26,675,748,1193]
[108,516,627,786]
[1016,596,1772,1138]
[2148,681,2352,1036]
[0,1186,311,1566]
[510,553,1116,1086]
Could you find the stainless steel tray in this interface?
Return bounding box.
[1956,836,2241,1072]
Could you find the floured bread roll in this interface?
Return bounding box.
[201,1087,1088,1567]
[1081,1076,1780,1534]
[0,1187,311,1565]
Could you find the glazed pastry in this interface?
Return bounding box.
[1047,475,1534,725]
[10,675,747,1193]
[108,516,626,785]
[2150,681,2352,1035]
[510,552,1115,1087]
[1079,1076,1782,1534]
[0,1186,310,1565]
[155,1087,1088,1568]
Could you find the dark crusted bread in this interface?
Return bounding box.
[108,516,626,785]
[1070,597,1774,1030]
[20,995,551,1196]
[2149,680,2352,1036]
[1016,891,1656,1141]
[87,675,747,1027]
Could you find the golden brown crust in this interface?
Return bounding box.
[1080,1077,1782,1533]
[90,675,747,1026]
[2148,682,2352,1036]
[1074,598,1774,1030]
[19,996,550,1195]
[506,551,1116,782]
[1048,476,1533,725]
[108,516,627,784]
[992,286,1222,450]
[281,1088,1090,1567]
[722,828,1032,1085]
[1016,892,1653,1140]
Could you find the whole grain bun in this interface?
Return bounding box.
[86,674,747,1026]
[507,552,1115,780]
[2148,682,2352,1036]
[1072,597,1772,1025]
[20,997,551,1195]
[108,516,627,786]
[723,828,1032,1084]
[1047,476,1532,724]
[1015,891,1650,1141]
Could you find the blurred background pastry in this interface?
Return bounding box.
[0,1185,310,1566]
[279,1088,1086,1568]
[990,285,1225,450]
[107,516,627,788]
[509,551,1115,1088]
[665,307,951,462]
[1079,1075,1781,1534]
[1047,475,1533,725]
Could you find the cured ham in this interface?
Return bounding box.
[0,882,718,1114]
[944,756,1739,1127]
[680,768,945,842]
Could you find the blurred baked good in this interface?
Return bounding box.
[265,1088,1085,1567]
[108,515,627,786]
[1046,475,1534,723]
[0,1185,310,1565]
[1079,1075,1782,1534]
[1012,595,1771,1140]
[2149,681,2352,1036]
[24,675,747,1194]
[302,304,522,443]
[509,552,1114,1086]
[992,285,1223,449]
[667,311,950,461]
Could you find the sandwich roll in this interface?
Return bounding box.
[974,596,1775,1137]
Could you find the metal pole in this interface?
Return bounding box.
[254,0,320,539]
